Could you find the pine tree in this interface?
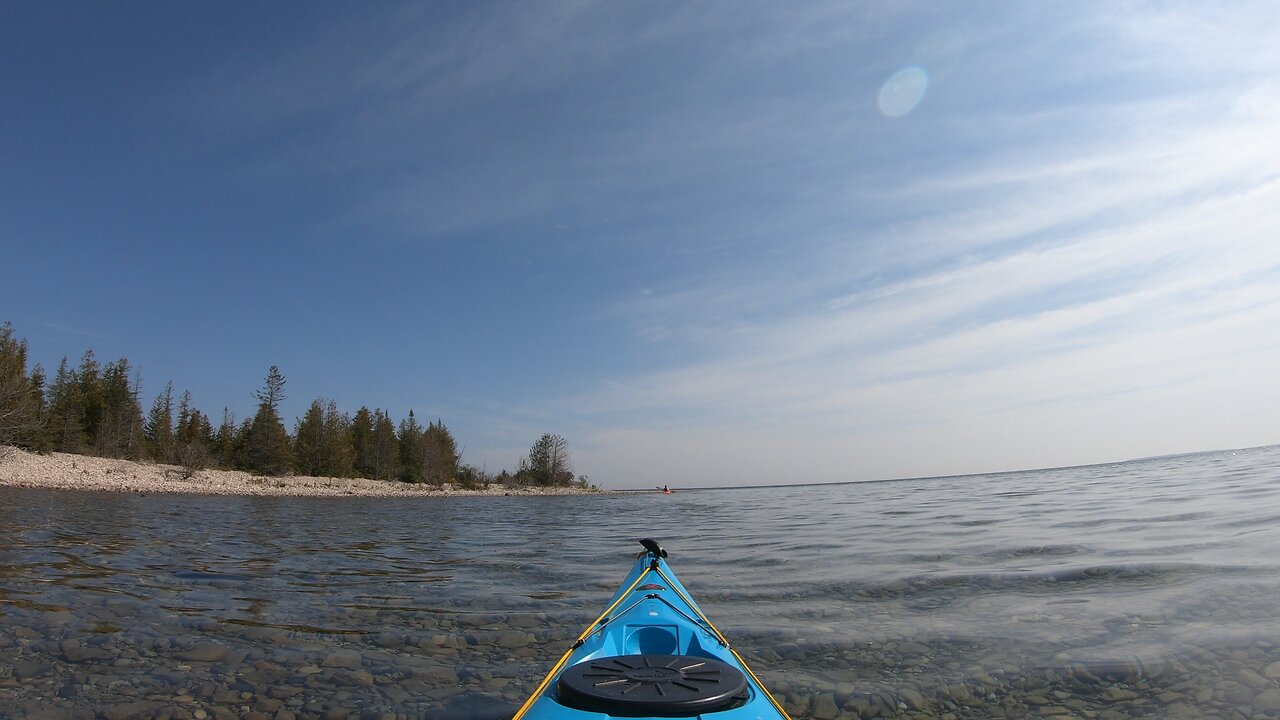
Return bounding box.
[76,351,103,450]
[0,322,42,450]
[350,406,374,478]
[523,433,572,486]
[293,399,326,476]
[246,366,292,475]
[95,358,144,459]
[45,357,86,452]
[247,402,292,475]
[398,409,425,483]
[174,391,209,447]
[28,362,50,452]
[421,419,460,485]
[370,409,400,481]
[176,397,213,449]
[293,398,354,477]
[255,365,286,411]
[321,399,354,477]
[211,407,240,469]
[145,381,176,462]
[234,417,253,470]
[175,391,213,474]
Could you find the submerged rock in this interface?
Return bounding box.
[1255,689,1280,712]
[811,692,840,720]
[322,649,363,670]
[177,643,230,663]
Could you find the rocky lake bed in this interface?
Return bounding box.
[3,446,1279,718]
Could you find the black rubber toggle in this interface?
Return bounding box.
[639,538,668,559]
[556,654,748,716]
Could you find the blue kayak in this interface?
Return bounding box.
[513,539,792,720]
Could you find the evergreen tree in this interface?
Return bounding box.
[246,366,292,475]
[247,402,292,475]
[420,419,460,485]
[2,331,484,484]
[174,391,212,447]
[75,350,104,449]
[522,433,573,486]
[255,365,286,411]
[398,409,425,482]
[129,366,144,455]
[321,399,354,477]
[370,409,400,481]
[175,391,213,473]
[94,358,144,459]
[293,399,326,476]
[28,362,50,452]
[234,417,254,470]
[294,398,354,478]
[0,322,42,450]
[350,406,374,478]
[192,411,213,445]
[176,397,213,449]
[45,357,86,452]
[145,381,176,462]
[211,407,241,469]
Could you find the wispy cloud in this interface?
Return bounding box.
[40,323,108,341]
[557,4,1280,485]
[153,2,1280,485]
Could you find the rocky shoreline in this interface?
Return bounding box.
[0,447,605,498]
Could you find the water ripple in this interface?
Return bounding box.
[0,446,1278,719]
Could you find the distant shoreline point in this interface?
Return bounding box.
[0,447,607,498]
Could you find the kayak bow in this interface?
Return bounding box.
[513,539,791,720]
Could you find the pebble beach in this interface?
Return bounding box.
[0,447,603,498]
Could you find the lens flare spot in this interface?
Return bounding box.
[878,66,929,118]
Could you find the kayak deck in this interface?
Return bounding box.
[513,540,790,720]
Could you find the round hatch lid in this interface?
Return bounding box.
[557,654,748,716]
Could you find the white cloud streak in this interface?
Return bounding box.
[565,4,1280,485]
[166,2,1280,486]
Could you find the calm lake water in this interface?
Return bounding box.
[2,446,1279,719]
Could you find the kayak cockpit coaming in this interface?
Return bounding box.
[582,593,726,654]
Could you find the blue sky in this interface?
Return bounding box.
[3,2,1278,487]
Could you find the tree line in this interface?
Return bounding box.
[0,322,585,488]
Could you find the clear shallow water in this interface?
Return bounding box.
[2,446,1279,719]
